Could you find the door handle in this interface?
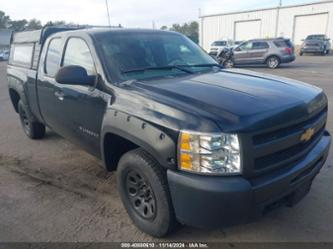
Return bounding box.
[54,91,65,101]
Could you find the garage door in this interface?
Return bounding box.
[293,13,328,45]
[234,20,261,41]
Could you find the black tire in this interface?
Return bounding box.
[266,56,280,69]
[117,148,176,237]
[18,100,45,139]
[299,52,303,56]
[223,59,234,68]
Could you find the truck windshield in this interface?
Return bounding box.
[306,35,325,40]
[97,31,217,82]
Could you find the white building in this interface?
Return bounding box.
[199,0,333,51]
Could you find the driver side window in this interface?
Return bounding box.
[239,42,253,51]
[63,38,96,76]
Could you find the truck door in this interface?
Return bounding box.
[59,37,107,156]
[37,37,66,133]
[56,37,107,157]
[37,36,107,157]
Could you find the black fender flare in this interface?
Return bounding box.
[100,109,177,170]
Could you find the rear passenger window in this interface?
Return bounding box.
[63,38,96,76]
[274,40,292,48]
[11,44,34,67]
[45,38,62,77]
[252,42,269,49]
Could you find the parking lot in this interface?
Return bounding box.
[1,55,333,242]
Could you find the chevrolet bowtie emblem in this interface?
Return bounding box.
[300,128,315,143]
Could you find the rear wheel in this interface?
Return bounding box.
[266,56,280,69]
[18,100,45,139]
[117,148,176,237]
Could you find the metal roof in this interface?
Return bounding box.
[200,0,333,18]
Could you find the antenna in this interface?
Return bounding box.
[105,0,111,27]
[279,0,282,7]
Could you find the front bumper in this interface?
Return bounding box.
[301,47,324,53]
[168,131,331,229]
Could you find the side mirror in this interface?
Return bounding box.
[55,65,95,86]
[234,47,241,52]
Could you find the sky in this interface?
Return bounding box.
[1,0,323,28]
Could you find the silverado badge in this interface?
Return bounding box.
[300,128,315,143]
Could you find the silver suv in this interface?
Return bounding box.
[300,34,331,56]
[232,38,295,69]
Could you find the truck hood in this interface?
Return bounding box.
[128,69,325,132]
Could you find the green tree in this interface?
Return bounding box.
[0,10,10,29]
[163,21,199,44]
[8,19,28,32]
[45,20,76,27]
[26,19,42,30]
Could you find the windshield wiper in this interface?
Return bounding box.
[122,65,194,74]
[176,63,223,69]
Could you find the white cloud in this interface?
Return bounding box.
[1,0,315,28]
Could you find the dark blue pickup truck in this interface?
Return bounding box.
[7,26,331,237]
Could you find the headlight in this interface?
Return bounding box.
[178,131,241,175]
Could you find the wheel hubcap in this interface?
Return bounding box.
[125,170,156,219]
[269,58,278,68]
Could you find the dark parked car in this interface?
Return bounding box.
[300,34,331,56]
[7,27,330,237]
[233,38,295,68]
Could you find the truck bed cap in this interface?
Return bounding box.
[11,26,83,45]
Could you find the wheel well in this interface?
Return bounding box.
[266,55,281,63]
[9,89,20,113]
[103,133,139,171]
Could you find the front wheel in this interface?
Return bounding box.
[18,100,45,139]
[223,59,234,68]
[117,148,176,237]
[266,56,280,69]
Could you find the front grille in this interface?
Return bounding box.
[253,108,326,145]
[250,107,327,176]
[254,126,324,170]
[306,43,320,47]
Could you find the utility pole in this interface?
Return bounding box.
[105,0,111,27]
[275,0,282,37]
